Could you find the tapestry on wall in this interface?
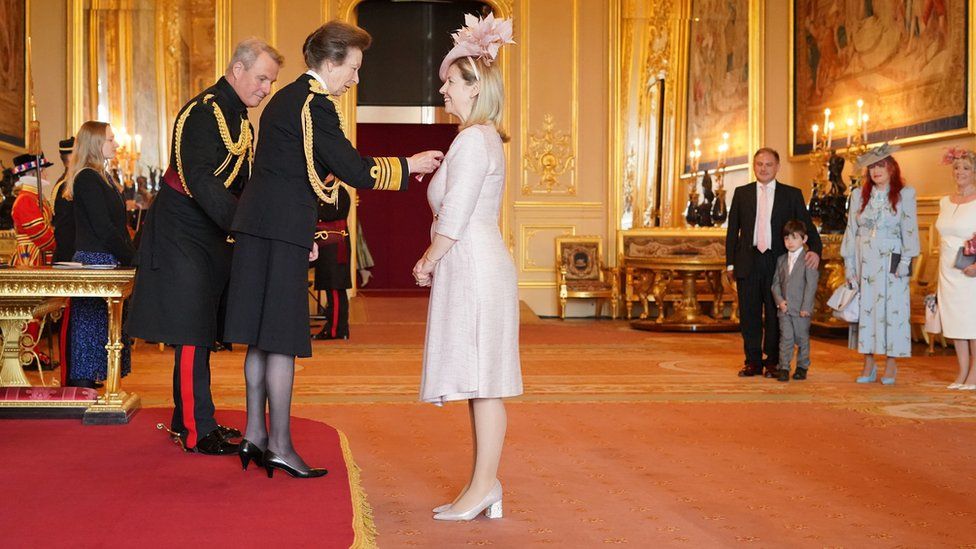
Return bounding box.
[792,0,970,156]
[683,0,750,173]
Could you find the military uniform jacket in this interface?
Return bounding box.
[313,185,352,290]
[127,77,252,347]
[232,73,408,250]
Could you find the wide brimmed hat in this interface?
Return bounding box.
[856,143,900,169]
[438,13,515,82]
[59,137,75,155]
[12,153,54,175]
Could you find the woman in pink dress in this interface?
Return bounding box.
[412,14,521,522]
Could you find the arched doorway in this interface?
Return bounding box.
[336,0,513,291]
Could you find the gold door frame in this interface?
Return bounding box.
[327,0,515,293]
[65,0,232,135]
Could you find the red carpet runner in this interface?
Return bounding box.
[0,409,375,548]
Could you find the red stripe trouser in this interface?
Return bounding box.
[171,345,218,448]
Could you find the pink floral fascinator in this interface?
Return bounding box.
[942,146,976,165]
[439,13,515,82]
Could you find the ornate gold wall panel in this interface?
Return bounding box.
[519,0,578,196]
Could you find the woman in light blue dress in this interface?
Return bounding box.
[841,144,920,385]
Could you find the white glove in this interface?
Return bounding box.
[896,260,910,278]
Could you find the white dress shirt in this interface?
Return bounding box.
[787,247,803,274]
[753,179,777,247]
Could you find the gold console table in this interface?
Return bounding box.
[618,228,739,332]
[0,266,138,424]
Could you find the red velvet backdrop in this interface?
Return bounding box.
[355,123,458,289]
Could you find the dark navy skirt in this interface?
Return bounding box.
[68,251,131,381]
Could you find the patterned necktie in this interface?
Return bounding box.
[757,184,770,253]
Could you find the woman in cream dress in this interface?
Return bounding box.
[936,148,976,390]
[413,14,520,522]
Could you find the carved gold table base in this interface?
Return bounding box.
[0,267,139,424]
[0,300,37,386]
[625,258,739,333]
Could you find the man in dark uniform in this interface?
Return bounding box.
[312,184,352,340]
[52,137,76,385]
[127,38,283,455]
[52,137,75,263]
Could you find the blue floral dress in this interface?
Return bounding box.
[841,187,920,357]
[69,251,131,381]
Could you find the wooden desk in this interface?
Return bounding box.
[0,267,139,424]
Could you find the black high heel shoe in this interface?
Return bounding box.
[238,439,265,471]
[262,450,328,479]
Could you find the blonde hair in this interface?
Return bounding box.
[63,121,111,200]
[452,57,509,143]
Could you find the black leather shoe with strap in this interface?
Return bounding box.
[193,430,240,455]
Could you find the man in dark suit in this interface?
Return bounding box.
[725,148,822,377]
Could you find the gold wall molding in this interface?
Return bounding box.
[215,0,231,79]
[609,0,678,240]
[520,0,578,197]
[522,114,576,195]
[520,224,575,272]
[514,201,603,210]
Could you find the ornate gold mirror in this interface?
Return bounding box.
[67,0,230,173]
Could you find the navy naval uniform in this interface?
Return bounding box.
[127,77,251,450]
[224,72,408,357]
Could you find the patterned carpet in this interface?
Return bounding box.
[92,297,976,546]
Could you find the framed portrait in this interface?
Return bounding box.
[0,0,28,151]
[791,0,973,157]
[680,0,759,174]
[555,236,603,281]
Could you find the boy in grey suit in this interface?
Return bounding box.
[771,220,819,382]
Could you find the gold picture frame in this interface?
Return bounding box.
[789,0,975,158]
[0,0,29,152]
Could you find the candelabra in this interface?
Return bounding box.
[685,134,730,228]
[808,101,870,234]
[109,129,142,187]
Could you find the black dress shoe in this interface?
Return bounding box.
[737,363,762,377]
[238,439,266,471]
[262,450,327,479]
[193,430,240,455]
[792,368,808,380]
[217,424,242,440]
[777,369,790,382]
[313,330,349,341]
[763,369,778,378]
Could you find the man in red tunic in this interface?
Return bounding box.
[10,152,57,371]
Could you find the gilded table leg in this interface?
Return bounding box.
[709,271,725,320]
[83,296,140,424]
[0,318,30,387]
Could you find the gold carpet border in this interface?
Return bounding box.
[338,429,378,549]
